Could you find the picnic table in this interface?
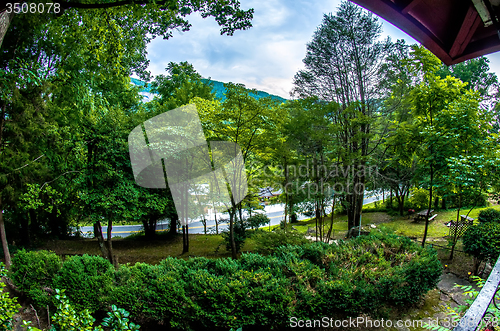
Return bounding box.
[414,209,436,222]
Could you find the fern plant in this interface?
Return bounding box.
[423,276,500,330]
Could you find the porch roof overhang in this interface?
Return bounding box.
[351,0,500,65]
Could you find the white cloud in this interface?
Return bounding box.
[250,0,291,28]
[143,0,500,100]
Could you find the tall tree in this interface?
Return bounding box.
[292,0,392,234]
[194,83,280,258]
[151,61,214,108]
[147,61,216,250]
[405,46,494,247]
[0,0,253,266]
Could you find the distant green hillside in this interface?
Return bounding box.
[130,77,287,103]
[201,79,287,102]
[131,77,152,92]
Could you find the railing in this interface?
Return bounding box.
[453,255,500,331]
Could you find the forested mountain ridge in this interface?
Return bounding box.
[130,77,287,102]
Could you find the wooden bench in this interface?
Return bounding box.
[428,214,438,221]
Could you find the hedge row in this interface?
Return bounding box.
[9,232,442,330]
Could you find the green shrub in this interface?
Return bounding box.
[410,188,430,210]
[54,255,114,313]
[276,232,442,317]
[246,213,270,229]
[477,208,500,223]
[9,249,62,308]
[221,218,248,253]
[463,222,500,265]
[109,261,194,329]
[12,235,440,330]
[448,190,487,209]
[253,229,309,255]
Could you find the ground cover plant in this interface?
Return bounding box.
[9,231,441,330]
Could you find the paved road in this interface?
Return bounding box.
[79,191,384,238]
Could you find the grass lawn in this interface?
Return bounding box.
[41,234,258,265]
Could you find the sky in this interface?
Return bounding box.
[145,0,500,99]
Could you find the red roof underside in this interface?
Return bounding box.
[351,0,500,65]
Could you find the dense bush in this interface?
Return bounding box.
[448,191,487,209]
[463,222,500,265]
[409,188,430,210]
[10,232,442,330]
[54,254,114,313]
[246,213,270,229]
[109,261,194,329]
[253,229,309,255]
[477,208,500,223]
[276,233,442,316]
[9,249,62,307]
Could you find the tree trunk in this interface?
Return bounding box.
[290,194,297,224]
[215,213,218,235]
[143,216,157,239]
[315,199,320,242]
[422,167,433,248]
[229,208,237,259]
[346,193,356,232]
[326,197,335,241]
[94,221,109,259]
[185,225,189,252]
[0,198,11,268]
[180,193,189,253]
[169,214,178,235]
[394,186,405,216]
[105,219,117,268]
[182,224,189,254]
